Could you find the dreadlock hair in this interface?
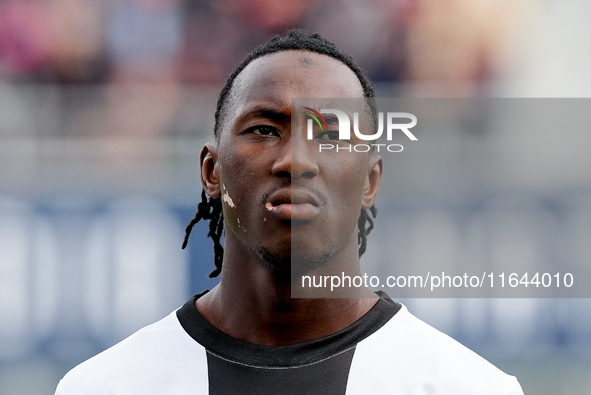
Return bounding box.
[182,29,379,278]
[182,190,224,278]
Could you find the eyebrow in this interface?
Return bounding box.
[321,113,339,124]
[236,106,289,125]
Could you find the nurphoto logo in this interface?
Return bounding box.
[303,107,418,153]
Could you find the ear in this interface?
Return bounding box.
[200,143,221,198]
[362,155,383,209]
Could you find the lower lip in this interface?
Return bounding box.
[268,203,320,221]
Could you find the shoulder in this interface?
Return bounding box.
[347,304,524,395]
[55,311,209,395]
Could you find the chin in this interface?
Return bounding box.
[256,245,333,283]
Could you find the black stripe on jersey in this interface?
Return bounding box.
[206,346,356,395]
[176,290,400,368]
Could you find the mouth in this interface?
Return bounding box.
[265,188,322,221]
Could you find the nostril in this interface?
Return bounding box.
[292,170,317,180]
[274,170,291,179]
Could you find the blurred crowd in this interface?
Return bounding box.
[0,0,522,95]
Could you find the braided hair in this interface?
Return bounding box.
[182,30,378,278]
[182,190,224,278]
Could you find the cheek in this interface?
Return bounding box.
[220,182,243,233]
[216,151,246,232]
[219,139,269,181]
[217,146,269,234]
[218,149,251,200]
[324,156,369,203]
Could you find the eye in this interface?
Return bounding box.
[315,130,341,140]
[248,126,280,137]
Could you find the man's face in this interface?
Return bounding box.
[202,50,382,274]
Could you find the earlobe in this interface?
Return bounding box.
[362,155,383,209]
[200,143,221,198]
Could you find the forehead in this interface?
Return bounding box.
[223,51,364,128]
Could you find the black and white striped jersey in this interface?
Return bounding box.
[56,292,523,394]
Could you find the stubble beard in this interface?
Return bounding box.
[256,243,335,284]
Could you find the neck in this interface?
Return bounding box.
[196,232,378,345]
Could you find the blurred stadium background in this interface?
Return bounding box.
[1,0,590,393]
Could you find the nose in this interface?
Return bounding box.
[271,135,319,179]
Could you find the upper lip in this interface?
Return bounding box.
[267,188,322,207]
